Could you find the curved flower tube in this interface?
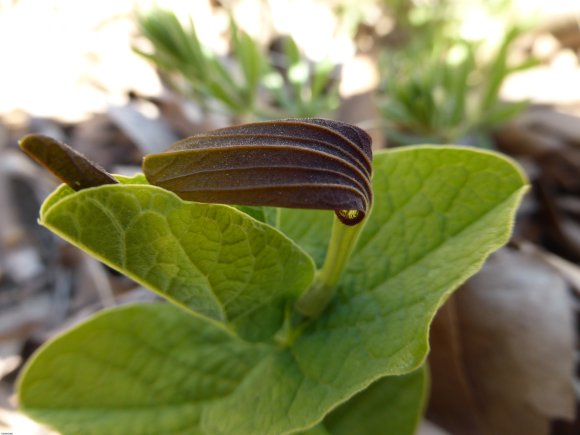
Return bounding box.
[143,119,373,225]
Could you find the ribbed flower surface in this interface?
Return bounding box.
[144,119,373,225]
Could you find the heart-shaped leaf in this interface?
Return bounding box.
[39,175,315,341]
[18,303,265,434]
[19,303,427,435]
[282,146,528,399]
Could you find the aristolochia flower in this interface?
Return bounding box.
[20,119,372,226]
[143,119,373,225]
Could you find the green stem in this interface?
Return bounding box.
[296,215,366,317]
[275,207,281,229]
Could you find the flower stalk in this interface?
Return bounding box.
[296,213,367,317]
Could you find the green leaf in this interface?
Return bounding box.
[18,303,267,435]
[209,57,245,104]
[297,425,330,435]
[20,147,527,435]
[231,22,263,107]
[483,100,529,126]
[236,205,279,227]
[285,147,526,403]
[207,80,245,112]
[194,146,528,435]
[479,26,521,114]
[40,175,315,341]
[263,67,297,114]
[18,305,425,435]
[324,367,428,435]
[310,60,334,101]
[285,37,301,66]
[278,208,332,267]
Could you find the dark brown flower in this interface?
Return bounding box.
[143,119,372,225]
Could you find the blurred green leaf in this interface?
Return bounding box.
[379,24,536,147]
[324,367,428,435]
[134,7,339,119]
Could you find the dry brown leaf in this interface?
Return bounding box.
[534,177,580,262]
[539,148,580,192]
[428,298,486,435]
[558,195,580,218]
[497,121,565,157]
[518,241,580,295]
[559,218,580,255]
[429,247,576,435]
